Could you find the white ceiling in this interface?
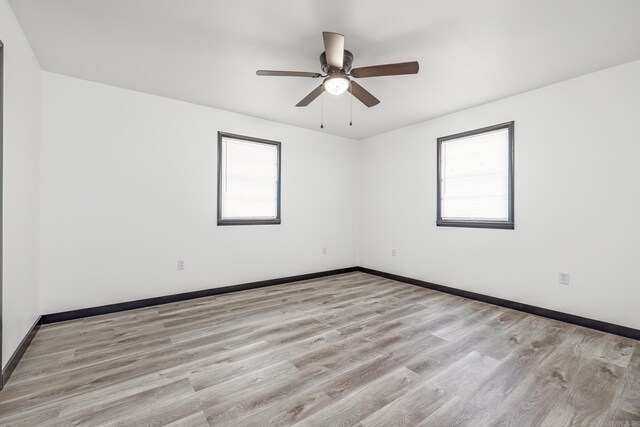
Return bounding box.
[9,0,640,139]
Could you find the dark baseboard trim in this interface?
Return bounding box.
[41,267,359,324]
[39,266,640,340]
[1,316,42,390]
[3,265,634,393]
[358,267,640,341]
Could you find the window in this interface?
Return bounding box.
[437,122,514,229]
[217,132,281,225]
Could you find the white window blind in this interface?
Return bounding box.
[439,126,511,224]
[219,136,279,221]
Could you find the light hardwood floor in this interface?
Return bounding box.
[0,272,638,426]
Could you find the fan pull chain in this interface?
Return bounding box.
[349,84,353,126]
[320,91,324,129]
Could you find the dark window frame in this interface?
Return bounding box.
[217,131,281,226]
[436,121,514,230]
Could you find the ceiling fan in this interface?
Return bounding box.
[256,32,419,108]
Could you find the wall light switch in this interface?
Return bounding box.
[322,247,327,255]
[177,260,185,270]
[392,249,397,257]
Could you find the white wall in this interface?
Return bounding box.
[40,72,359,314]
[31,40,640,332]
[360,60,640,330]
[1,0,42,369]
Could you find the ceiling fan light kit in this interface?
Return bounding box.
[324,75,350,95]
[256,31,419,125]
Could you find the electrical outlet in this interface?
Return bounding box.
[392,249,397,257]
[559,272,569,285]
[322,247,327,255]
[177,260,185,271]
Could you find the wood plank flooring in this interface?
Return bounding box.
[1,272,638,426]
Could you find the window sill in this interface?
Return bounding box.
[436,220,514,230]
[217,218,281,226]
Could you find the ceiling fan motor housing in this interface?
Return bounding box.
[320,50,354,74]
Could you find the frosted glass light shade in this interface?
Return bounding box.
[324,76,349,95]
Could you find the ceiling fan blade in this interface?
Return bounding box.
[350,81,380,107]
[322,32,345,69]
[350,61,419,78]
[296,84,325,107]
[257,70,322,78]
